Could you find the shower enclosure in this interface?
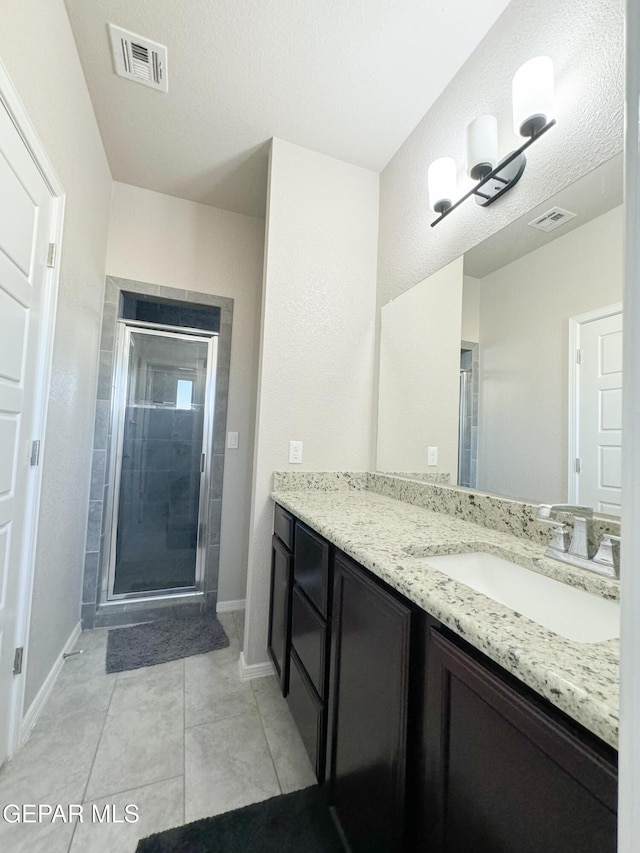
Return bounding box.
[105,322,217,601]
[458,346,477,489]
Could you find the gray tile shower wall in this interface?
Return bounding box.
[82,277,233,628]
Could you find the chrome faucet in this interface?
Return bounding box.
[592,534,621,577]
[536,504,620,579]
[537,504,594,557]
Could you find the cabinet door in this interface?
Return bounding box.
[425,627,617,853]
[267,534,293,695]
[329,553,412,853]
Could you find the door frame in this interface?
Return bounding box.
[103,321,218,603]
[0,61,66,756]
[620,1,640,847]
[567,302,623,506]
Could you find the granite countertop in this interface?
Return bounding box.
[271,485,619,749]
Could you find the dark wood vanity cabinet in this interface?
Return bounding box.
[286,520,332,782]
[270,505,619,853]
[422,625,618,853]
[267,505,294,694]
[329,552,414,853]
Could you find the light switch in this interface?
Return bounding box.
[227,431,239,449]
[427,446,438,466]
[289,440,303,464]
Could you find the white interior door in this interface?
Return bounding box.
[0,90,58,765]
[574,309,623,516]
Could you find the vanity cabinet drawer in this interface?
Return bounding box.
[287,649,325,782]
[273,504,294,550]
[291,584,328,700]
[294,522,330,618]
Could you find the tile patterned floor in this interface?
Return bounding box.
[0,611,315,852]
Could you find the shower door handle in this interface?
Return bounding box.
[200,453,206,474]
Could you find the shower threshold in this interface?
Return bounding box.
[93,591,206,629]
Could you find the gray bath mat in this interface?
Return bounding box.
[106,613,229,673]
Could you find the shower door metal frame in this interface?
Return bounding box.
[458,341,479,490]
[102,320,218,604]
[458,367,472,485]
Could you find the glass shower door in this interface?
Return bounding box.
[109,327,215,598]
[458,366,473,488]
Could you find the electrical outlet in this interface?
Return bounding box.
[227,431,239,449]
[427,446,438,466]
[289,440,303,464]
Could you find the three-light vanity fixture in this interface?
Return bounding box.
[428,56,556,226]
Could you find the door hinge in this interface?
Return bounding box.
[200,453,205,474]
[46,242,57,268]
[13,647,24,675]
[30,440,41,467]
[576,458,581,474]
[576,348,581,364]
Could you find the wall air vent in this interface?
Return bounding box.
[528,206,576,233]
[108,24,168,92]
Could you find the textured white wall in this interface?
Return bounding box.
[477,205,623,503]
[106,183,265,604]
[377,258,463,476]
[462,276,481,343]
[0,1,112,708]
[377,0,624,309]
[244,138,379,666]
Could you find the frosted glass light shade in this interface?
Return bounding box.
[465,115,498,180]
[428,157,456,214]
[513,56,554,137]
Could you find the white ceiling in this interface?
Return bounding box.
[464,154,623,278]
[64,0,512,218]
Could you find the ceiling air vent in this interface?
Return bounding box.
[108,24,168,92]
[528,206,576,233]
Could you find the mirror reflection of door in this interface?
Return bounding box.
[570,305,623,517]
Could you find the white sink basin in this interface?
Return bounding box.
[417,551,619,643]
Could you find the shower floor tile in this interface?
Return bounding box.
[0,610,314,852]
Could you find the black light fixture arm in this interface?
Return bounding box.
[430,119,556,227]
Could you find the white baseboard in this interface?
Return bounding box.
[216,598,246,613]
[20,620,82,746]
[238,650,274,682]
